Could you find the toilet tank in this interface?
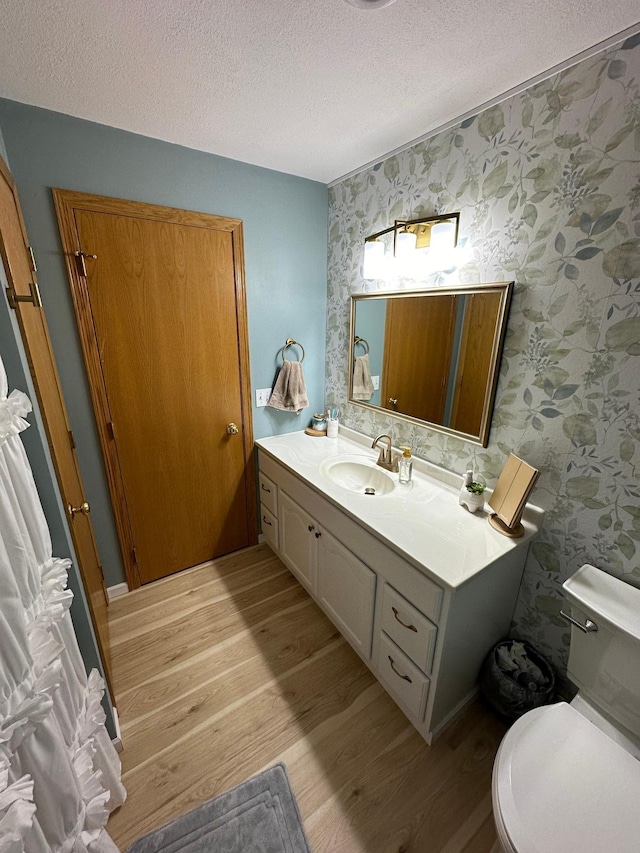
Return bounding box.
[563,564,640,740]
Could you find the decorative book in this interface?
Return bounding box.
[488,453,539,538]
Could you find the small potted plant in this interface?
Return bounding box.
[459,472,486,513]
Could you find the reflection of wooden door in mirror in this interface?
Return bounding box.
[381,295,457,423]
[450,292,503,435]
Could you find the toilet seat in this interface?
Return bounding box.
[493,702,640,852]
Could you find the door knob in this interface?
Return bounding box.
[226,423,239,435]
[68,501,91,518]
[388,397,398,407]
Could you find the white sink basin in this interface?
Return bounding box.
[320,457,395,495]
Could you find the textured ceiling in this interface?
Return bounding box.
[0,1,638,183]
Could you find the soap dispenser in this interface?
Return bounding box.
[398,446,413,484]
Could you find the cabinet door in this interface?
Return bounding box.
[318,529,376,659]
[279,492,317,594]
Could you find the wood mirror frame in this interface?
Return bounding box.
[349,281,514,447]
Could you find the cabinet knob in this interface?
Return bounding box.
[315,531,321,538]
[308,524,315,532]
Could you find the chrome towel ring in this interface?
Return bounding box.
[280,337,305,363]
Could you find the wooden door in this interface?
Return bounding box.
[54,191,257,587]
[0,159,112,691]
[450,291,503,436]
[381,295,457,423]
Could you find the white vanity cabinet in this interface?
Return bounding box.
[256,438,536,743]
[258,471,279,552]
[317,529,376,658]
[277,490,376,657]
[279,492,318,594]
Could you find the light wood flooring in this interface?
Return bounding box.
[106,543,505,852]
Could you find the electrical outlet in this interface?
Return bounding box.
[255,388,271,407]
[371,375,380,390]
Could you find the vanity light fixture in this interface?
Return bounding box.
[362,212,460,280]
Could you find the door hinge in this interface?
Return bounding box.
[5,280,42,310]
[68,429,76,449]
[106,421,115,440]
[132,546,138,564]
[28,246,37,273]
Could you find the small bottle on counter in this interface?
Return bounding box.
[311,413,326,432]
[398,446,413,484]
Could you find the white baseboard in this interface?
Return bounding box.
[429,688,479,743]
[107,582,129,601]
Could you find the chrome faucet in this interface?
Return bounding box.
[372,434,399,472]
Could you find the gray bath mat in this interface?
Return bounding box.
[127,763,311,853]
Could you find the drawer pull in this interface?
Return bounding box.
[392,606,418,632]
[308,524,315,532]
[262,516,273,526]
[388,655,412,683]
[261,483,271,493]
[315,531,322,538]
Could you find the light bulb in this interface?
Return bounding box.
[429,220,457,251]
[363,240,385,279]
[395,230,417,258]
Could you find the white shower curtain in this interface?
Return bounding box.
[0,354,125,852]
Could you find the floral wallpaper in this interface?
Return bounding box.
[326,35,640,677]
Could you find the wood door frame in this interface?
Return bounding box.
[0,158,113,693]
[53,189,257,590]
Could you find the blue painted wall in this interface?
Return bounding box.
[0,124,7,163]
[0,100,328,587]
[0,129,116,735]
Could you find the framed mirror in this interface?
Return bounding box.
[349,281,513,447]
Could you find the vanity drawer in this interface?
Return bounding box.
[260,505,279,551]
[378,633,429,721]
[258,471,278,516]
[381,583,437,674]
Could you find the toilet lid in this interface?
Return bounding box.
[494,702,640,853]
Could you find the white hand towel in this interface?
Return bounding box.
[267,361,309,414]
[352,354,375,401]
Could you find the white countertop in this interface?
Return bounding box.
[256,427,543,589]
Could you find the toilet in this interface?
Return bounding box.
[491,563,640,852]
